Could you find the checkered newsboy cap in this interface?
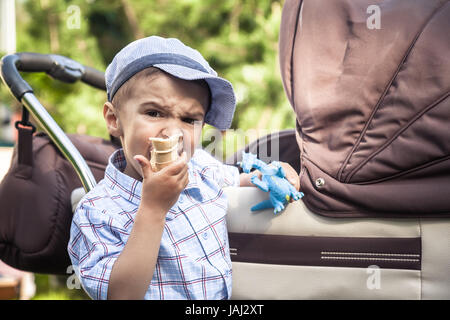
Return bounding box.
[105,36,236,130]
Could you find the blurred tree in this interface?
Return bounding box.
[1,0,296,158]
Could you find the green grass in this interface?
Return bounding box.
[32,274,90,300]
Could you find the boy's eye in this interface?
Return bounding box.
[147,110,162,117]
[183,118,196,124]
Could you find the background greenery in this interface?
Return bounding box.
[1,0,295,159]
[32,274,90,300]
[1,0,296,300]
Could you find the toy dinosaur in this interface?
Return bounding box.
[238,152,304,214]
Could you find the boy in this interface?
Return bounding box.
[68,36,300,300]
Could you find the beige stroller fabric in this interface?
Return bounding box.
[226,186,450,299]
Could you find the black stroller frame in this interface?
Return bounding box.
[1,52,104,193]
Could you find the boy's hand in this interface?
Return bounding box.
[134,151,188,218]
[279,162,300,199]
[240,162,300,195]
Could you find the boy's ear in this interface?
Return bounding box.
[103,102,122,137]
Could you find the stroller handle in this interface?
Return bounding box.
[0,52,105,101]
[0,52,102,192]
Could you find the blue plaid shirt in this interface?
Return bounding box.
[68,148,240,300]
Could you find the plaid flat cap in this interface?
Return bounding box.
[105,36,236,130]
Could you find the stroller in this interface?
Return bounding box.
[1,0,449,299]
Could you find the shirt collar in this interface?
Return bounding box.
[105,149,201,206]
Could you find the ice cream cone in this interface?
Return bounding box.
[149,133,182,171]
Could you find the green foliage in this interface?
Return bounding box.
[1,0,295,151]
[32,274,89,300]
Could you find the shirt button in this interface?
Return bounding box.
[178,197,184,203]
[202,232,208,240]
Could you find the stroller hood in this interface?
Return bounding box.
[279,0,450,217]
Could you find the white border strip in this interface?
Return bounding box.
[321,251,420,257]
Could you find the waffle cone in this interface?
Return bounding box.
[149,134,182,171]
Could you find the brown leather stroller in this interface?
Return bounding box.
[1,0,449,299]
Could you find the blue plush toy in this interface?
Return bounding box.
[238,152,304,214]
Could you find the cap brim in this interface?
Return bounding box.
[155,64,236,130]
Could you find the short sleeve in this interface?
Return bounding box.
[68,201,126,300]
[192,149,240,188]
[215,163,241,188]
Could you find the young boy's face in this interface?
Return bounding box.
[104,69,210,180]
